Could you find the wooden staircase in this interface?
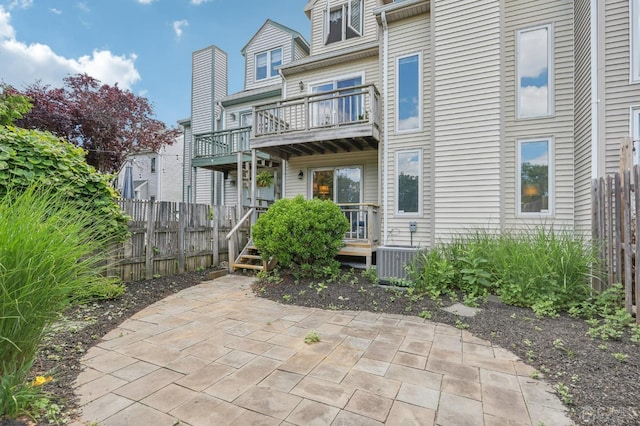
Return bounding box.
[231,238,277,272]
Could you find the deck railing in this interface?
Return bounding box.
[337,203,379,244]
[253,84,380,138]
[194,126,251,158]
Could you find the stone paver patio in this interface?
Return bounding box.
[72,275,572,425]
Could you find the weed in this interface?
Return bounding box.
[315,282,328,295]
[523,339,532,347]
[282,294,291,302]
[455,318,469,330]
[419,310,432,320]
[552,338,564,350]
[598,344,608,350]
[612,353,629,362]
[526,350,535,362]
[304,331,321,344]
[539,365,551,374]
[534,326,543,332]
[530,371,541,379]
[554,383,573,405]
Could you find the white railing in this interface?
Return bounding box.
[338,203,379,244]
[194,126,251,158]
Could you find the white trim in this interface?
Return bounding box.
[516,137,554,217]
[323,0,363,45]
[395,51,423,134]
[382,10,389,244]
[308,165,364,203]
[395,149,422,217]
[591,0,599,178]
[630,106,640,165]
[255,47,282,82]
[516,23,554,119]
[307,71,366,93]
[631,0,640,82]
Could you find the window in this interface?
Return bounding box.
[633,0,640,81]
[396,53,421,132]
[255,48,282,81]
[310,75,363,126]
[396,150,421,215]
[518,138,553,215]
[311,167,362,203]
[516,25,553,118]
[324,0,362,45]
[150,157,156,173]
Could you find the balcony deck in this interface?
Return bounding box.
[251,84,381,160]
[192,127,275,173]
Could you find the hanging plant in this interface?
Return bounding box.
[256,170,274,187]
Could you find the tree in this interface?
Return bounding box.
[0,85,31,126]
[15,74,179,172]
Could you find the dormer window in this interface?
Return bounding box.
[255,48,282,81]
[324,0,362,45]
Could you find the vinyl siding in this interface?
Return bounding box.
[574,1,593,233]
[433,0,502,240]
[294,41,308,60]
[385,13,431,247]
[309,0,380,56]
[503,0,575,230]
[244,24,292,91]
[182,124,193,202]
[285,150,379,204]
[603,0,640,174]
[284,56,380,97]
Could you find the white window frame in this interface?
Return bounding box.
[255,47,282,82]
[516,137,554,217]
[324,0,363,45]
[632,0,640,82]
[395,149,422,216]
[308,165,363,204]
[516,24,554,119]
[395,52,423,134]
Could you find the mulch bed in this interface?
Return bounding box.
[4,267,638,425]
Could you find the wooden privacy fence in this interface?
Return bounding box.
[109,200,237,282]
[592,166,640,321]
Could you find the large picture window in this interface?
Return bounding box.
[518,138,553,215]
[632,0,640,81]
[516,25,553,118]
[396,150,421,215]
[396,53,421,132]
[324,0,362,45]
[255,48,282,81]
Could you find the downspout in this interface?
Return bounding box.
[381,10,389,245]
[590,0,599,179]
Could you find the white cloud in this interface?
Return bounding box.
[76,2,89,13]
[190,0,210,4]
[8,0,33,9]
[519,85,548,117]
[518,28,548,79]
[49,8,62,14]
[172,19,188,38]
[137,0,155,4]
[0,6,140,90]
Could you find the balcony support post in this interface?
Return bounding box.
[236,150,243,222]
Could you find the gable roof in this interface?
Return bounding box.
[240,19,310,57]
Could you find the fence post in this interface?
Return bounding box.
[623,170,633,314]
[177,202,186,274]
[145,199,155,280]
[213,205,219,267]
[635,165,640,323]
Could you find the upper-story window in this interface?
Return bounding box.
[150,157,156,173]
[632,0,640,81]
[516,24,553,118]
[325,0,362,45]
[255,48,282,81]
[396,53,422,132]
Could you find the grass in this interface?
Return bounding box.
[0,186,117,419]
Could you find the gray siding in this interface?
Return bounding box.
[308,0,380,56]
[433,0,502,240]
[603,0,640,174]
[244,23,293,91]
[182,124,192,202]
[574,0,593,233]
[503,0,575,230]
[385,13,431,247]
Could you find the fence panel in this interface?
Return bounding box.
[592,167,639,322]
[112,200,236,282]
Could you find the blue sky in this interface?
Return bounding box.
[0,0,310,128]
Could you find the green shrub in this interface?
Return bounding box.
[0,186,115,417]
[252,195,349,277]
[406,227,600,314]
[0,126,128,241]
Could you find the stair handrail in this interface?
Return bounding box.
[226,207,255,241]
[225,207,255,272]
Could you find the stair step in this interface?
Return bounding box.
[232,263,264,271]
[239,254,262,260]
